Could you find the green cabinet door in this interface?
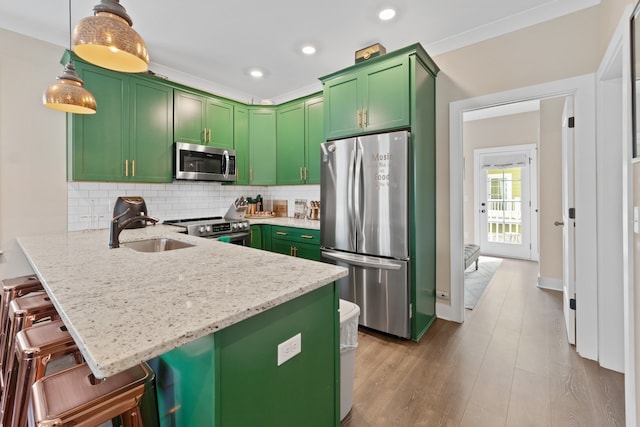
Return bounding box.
[174,90,205,144]
[294,241,321,261]
[234,106,249,184]
[271,238,294,256]
[205,97,234,149]
[129,78,173,182]
[276,102,305,184]
[249,108,276,185]
[361,57,410,133]
[250,225,263,249]
[323,73,360,140]
[71,62,129,181]
[305,97,324,184]
[323,56,410,139]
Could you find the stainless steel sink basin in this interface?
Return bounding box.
[123,238,194,253]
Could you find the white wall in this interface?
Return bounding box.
[0,30,68,278]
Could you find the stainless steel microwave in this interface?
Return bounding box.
[174,142,237,182]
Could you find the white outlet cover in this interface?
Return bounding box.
[277,333,302,366]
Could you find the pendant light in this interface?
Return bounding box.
[42,0,97,114]
[72,0,149,73]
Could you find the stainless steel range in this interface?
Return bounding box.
[164,217,250,246]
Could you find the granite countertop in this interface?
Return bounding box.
[246,216,321,230]
[17,225,346,378]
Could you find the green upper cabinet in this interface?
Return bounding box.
[174,90,234,149]
[305,96,324,184]
[129,79,174,182]
[322,55,409,140]
[249,108,276,185]
[275,95,324,185]
[70,60,173,182]
[276,101,305,184]
[234,106,250,185]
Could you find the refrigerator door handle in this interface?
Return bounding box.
[354,141,364,242]
[322,250,403,270]
[347,145,357,243]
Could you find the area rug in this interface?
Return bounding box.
[464,256,503,310]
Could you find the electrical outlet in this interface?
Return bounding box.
[277,333,301,366]
[437,290,449,300]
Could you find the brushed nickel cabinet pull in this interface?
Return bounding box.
[276,231,288,236]
[300,235,314,239]
[125,159,129,177]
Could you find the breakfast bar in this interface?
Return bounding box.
[17,225,348,426]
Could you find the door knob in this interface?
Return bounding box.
[554,221,564,226]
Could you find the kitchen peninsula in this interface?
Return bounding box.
[17,225,347,426]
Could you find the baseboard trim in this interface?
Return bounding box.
[537,276,563,291]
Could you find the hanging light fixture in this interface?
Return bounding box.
[72,0,149,73]
[43,0,97,114]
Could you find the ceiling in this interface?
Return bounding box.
[0,0,599,104]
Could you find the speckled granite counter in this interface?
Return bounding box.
[17,225,346,378]
[246,216,321,230]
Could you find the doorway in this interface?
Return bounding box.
[474,145,537,260]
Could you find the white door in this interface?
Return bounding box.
[561,97,576,345]
[475,145,536,260]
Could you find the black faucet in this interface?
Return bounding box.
[109,208,159,248]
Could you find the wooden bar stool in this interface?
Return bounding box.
[31,362,155,427]
[0,294,58,423]
[0,276,43,380]
[7,320,81,427]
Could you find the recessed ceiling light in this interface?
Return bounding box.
[302,45,316,55]
[250,69,264,78]
[378,8,396,21]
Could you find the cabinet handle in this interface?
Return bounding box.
[357,110,361,128]
[250,169,253,182]
[363,109,367,127]
[300,235,314,239]
[300,167,303,180]
[203,128,207,143]
[304,167,308,181]
[289,246,293,256]
[132,160,135,177]
[125,159,129,177]
[276,231,288,236]
[208,129,212,143]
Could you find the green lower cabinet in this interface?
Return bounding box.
[271,226,320,261]
[149,284,339,427]
[250,224,263,249]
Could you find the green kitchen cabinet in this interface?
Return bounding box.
[174,90,234,149]
[250,224,263,249]
[304,96,324,184]
[322,55,409,140]
[249,108,276,185]
[151,283,339,427]
[271,226,320,261]
[234,106,250,184]
[276,101,306,184]
[70,59,173,182]
[275,95,324,185]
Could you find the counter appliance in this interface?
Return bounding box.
[320,130,411,338]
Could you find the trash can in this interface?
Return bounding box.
[339,299,360,421]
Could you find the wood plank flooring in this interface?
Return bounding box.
[340,258,625,427]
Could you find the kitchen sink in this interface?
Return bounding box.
[123,238,195,253]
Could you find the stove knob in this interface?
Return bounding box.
[199,226,205,234]
[231,223,238,231]
[206,225,212,232]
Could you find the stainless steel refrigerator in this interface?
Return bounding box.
[320,130,411,338]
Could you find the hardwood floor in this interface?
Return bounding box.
[340,258,625,427]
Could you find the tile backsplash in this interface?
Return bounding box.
[68,181,320,231]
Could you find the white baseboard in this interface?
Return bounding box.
[537,276,563,291]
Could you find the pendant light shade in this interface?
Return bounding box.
[43,61,97,114]
[72,0,149,73]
